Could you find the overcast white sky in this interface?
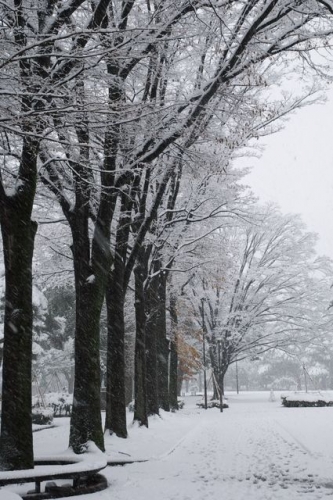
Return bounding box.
[241,86,333,259]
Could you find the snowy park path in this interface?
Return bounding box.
[7,392,333,499]
[104,394,333,500]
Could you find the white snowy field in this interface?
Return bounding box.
[4,391,333,499]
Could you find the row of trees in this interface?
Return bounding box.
[227,335,333,392]
[1,0,333,470]
[23,199,333,400]
[27,202,333,398]
[181,208,333,395]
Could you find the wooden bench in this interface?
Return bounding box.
[0,455,107,498]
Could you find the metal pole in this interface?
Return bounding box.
[201,299,208,410]
[236,359,239,394]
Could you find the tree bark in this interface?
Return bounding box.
[0,138,39,469]
[67,110,108,452]
[177,368,184,397]
[145,271,159,416]
[104,188,133,438]
[133,248,148,427]
[69,233,105,452]
[156,271,170,412]
[105,267,127,438]
[169,294,178,410]
[169,339,178,410]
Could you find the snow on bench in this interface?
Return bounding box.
[0,492,22,500]
[0,444,107,495]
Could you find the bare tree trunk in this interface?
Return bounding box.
[105,268,127,438]
[0,138,39,470]
[133,248,148,427]
[65,365,75,394]
[156,271,170,412]
[69,230,105,452]
[177,368,184,397]
[67,111,110,452]
[169,340,178,410]
[145,271,159,416]
[125,373,133,406]
[169,294,178,410]
[105,188,133,438]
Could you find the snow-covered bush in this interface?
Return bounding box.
[281,392,333,408]
[197,398,229,409]
[32,407,54,425]
[32,391,72,417]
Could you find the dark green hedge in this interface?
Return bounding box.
[281,397,333,408]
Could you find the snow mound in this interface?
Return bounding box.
[281,391,333,407]
[0,492,21,499]
[282,392,332,403]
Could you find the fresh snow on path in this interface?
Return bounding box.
[5,391,333,499]
[103,393,333,500]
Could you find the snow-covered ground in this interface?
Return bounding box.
[4,391,333,499]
